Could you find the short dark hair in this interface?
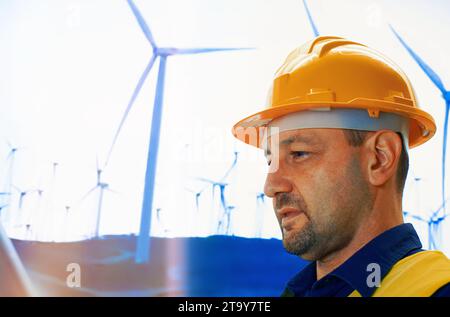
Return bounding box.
[342,129,409,193]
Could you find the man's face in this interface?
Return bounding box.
[263,128,373,261]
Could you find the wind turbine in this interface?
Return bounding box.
[197,177,230,232]
[184,187,202,213]
[389,25,450,221]
[183,145,237,213]
[40,161,59,242]
[104,0,251,263]
[2,141,21,211]
[195,151,239,234]
[11,185,39,211]
[80,160,117,238]
[189,151,239,204]
[217,205,235,235]
[10,185,41,235]
[26,188,43,240]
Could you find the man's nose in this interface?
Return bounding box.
[264,167,293,198]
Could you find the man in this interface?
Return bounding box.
[232,36,450,297]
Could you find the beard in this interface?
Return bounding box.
[278,156,372,260]
[282,219,317,256]
[276,192,320,258]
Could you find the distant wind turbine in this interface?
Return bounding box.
[2,141,21,210]
[195,151,239,234]
[197,177,230,232]
[217,205,235,235]
[11,185,37,211]
[389,25,450,219]
[10,185,41,235]
[80,159,117,238]
[26,188,43,240]
[103,0,251,263]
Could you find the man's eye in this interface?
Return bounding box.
[290,151,309,159]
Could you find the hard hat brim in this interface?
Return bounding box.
[232,98,436,149]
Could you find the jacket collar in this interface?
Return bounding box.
[286,223,423,297]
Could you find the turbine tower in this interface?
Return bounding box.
[104,0,251,263]
[2,141,20,214]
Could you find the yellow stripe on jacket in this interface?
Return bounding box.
[348,250,450,297]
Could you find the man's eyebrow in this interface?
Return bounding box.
[280,134,317,146]
[264,134,317,158]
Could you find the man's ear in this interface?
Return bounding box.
[363,130,402,187]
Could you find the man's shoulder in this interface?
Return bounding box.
[376,250,450,297]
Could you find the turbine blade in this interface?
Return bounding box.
[184,187,195,193]
[404,211,427,223]
[173,47,253,55]
[104,54,157,168]
[389,25,447,94]
[79,186,98,204]
[412,215,427,222]
[106,187,119,194]
[303,0,320,37]
[220,151,239,183]
[196,177,215,184]
[127,0,156,48]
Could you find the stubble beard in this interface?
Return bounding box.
[281,156,373,260]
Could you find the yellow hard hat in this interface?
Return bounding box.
[232,36,436,149]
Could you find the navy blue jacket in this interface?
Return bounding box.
[281,223,450,297]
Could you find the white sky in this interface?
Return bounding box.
[1,0,449,255]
